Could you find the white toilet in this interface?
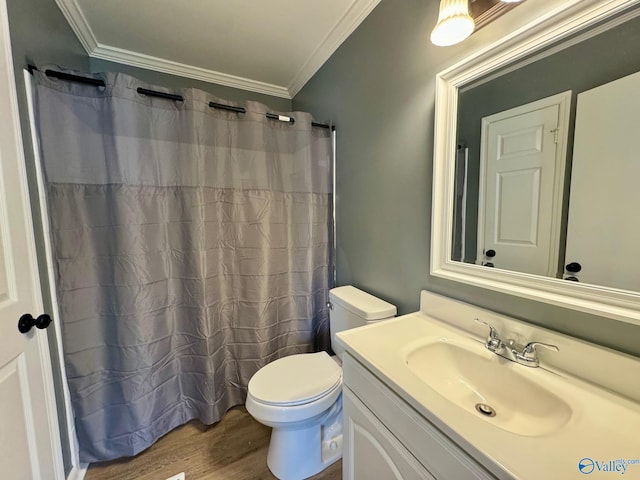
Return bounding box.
[245,285,396,480]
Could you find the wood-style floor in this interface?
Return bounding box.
[84,407,342,480]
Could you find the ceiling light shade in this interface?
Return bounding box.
[430,0,475,47]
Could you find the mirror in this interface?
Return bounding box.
[431,0,640,325]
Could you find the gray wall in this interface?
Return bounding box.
[7,0,90,474]
[293,0,640,357]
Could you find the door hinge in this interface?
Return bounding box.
[550,127,559,144]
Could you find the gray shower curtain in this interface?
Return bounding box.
[31,68,333,463]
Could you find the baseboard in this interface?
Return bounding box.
[66,463,89,480]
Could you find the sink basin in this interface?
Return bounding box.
[405,339,572,436]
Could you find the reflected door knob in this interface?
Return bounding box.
[565,262,582,273]
[483,249,496,267]
[18,313,52,334]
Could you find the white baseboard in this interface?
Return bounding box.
[66,463,89,480]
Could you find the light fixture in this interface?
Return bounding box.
[430,0,475,47]
[501,0,524,2]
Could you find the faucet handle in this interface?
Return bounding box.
[474,318,498,337]
[521,341,559,355]
[474,318,502,351]
[517,342,559,366]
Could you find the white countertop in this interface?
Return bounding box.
[337,305,640,479]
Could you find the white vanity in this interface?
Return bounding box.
[336,291,640,479]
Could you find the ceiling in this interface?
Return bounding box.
[55,0,382,99]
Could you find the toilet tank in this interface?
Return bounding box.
[329,285,396,357]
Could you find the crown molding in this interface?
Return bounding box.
[54,0,292,98]
[473,2,521,31]
[55,0,380,100]
[55,0,97,53]
[90,44,292,99]
[288,0,382,97]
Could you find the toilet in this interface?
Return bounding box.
[245,285,396,480]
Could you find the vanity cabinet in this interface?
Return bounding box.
[342,354,497,480]
[343,388,434,480]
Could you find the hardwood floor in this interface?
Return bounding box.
[84,407,342,480]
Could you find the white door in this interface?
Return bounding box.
[0,1,63,478]
[566,71,640,291]
[477,92,570,277]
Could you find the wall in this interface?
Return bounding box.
[293,0,640,357]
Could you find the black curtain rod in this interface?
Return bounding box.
[265,112,294,124]
[311,122,334,131]
[209,101,246,114]
[137,87,184,102]
[27,65,107,87]
[210,101,333,130]
[46,69,106,87]
[28,66,335,130]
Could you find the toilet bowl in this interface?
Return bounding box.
[246,352,343,480]
[245,286,396,480]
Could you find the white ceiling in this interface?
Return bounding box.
[55,0,382,99]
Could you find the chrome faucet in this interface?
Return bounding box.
[474,318,558,367]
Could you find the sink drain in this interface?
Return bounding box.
[475,403,496,417]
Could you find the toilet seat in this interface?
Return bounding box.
[248,352,342,406]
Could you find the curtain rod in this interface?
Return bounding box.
[26,65,107,87]
[209,101,333,130]
[137,87,183,102]
[27,65,335,131]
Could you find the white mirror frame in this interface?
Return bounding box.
[431,0,640,326]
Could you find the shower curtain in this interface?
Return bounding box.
[31,68,333,463]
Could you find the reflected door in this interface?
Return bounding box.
[478,93,569,276]
[566,71,640,291]
[0,1,62,477]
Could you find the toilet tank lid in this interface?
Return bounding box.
[329,286,397,320]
